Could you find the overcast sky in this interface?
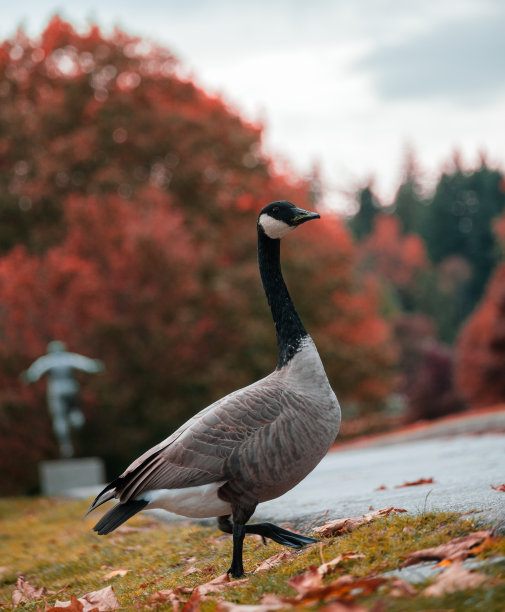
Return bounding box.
[2,0,505,211]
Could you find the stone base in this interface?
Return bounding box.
[39,457,105,496]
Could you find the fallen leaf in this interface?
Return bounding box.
[45,594,88,612]
[423,562,487,596]
[318,552,365,576]
[287,566,322,595]
[401,530,493,567]
[491,483,505,492]
[181,591,201,612]
[12,575,48,606]
[254,550,298,572]
[375,485,387,491]
[183,566,201,576]
[100,569,129,581]
[196,573,248,596]
[319,602,368,612]
[216,597,285,611]
[53,585,119,611]
[313,507,407,537]
[145,587,192,612]
[389,577,417,598]
[395,477,435,488]
[286,568,387,604]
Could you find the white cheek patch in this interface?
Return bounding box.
[258,214,294,239]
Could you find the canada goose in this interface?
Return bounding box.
[87,201,341,577]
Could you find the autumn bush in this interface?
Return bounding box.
[0,18,396,493]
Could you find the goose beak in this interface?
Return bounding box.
[292,207,320,225]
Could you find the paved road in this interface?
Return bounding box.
[70,431,505,530]
[253,433,505,530]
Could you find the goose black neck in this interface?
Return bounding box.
[258,228,308,369]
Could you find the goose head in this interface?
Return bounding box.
[258,201,320,239]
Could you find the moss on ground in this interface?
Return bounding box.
[0,497,504,610]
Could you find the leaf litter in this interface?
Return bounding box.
[401,530,495,567]
[4,498,505,612]
[313,507,407,537]
[423,562,488,597]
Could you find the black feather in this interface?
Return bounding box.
[92,499,149,535]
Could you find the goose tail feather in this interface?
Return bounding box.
[86,481,119,516]
[92,499,149,535]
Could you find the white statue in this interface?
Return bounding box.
[22,341,104,458]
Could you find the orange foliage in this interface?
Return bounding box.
[456,260,505,407]
[360,214,427,289]
[0,18,395,492]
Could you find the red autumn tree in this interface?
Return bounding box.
[358,213,427,309]
[456,213,505,407]
[0,18,395,493]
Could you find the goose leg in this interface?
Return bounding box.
[225,506,255,578]
[229,522,246,578]
[217,514,233,534]
[217,515,318,573]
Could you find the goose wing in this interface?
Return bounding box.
[89,375,284,510]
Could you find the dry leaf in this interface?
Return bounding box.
[216,598,285,611]
[375,485,387,491]
[389,577,417,598]
[286,568,386,604]
[100,569,129,581]
[145,587,192,612]
[401,530,493,567]
[45,594,88,612]
[423,562,487,597]
[287,566,322,595]
[313,507,407,537]
[318,552,365,576]
[491,483,505,492]
[12,575,48,606]
[183,566,201,576]
[319,602,368,612]
[53,585,119,611]
[195,573,248,596]
[254,550,298,572]
[181,590,201,612]
[394,477,435,488]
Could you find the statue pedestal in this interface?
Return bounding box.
[39,457,105,496]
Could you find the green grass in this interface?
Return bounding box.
[1,497,504,610]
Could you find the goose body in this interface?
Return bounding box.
[88,201,341,577]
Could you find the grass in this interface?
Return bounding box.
[1,496,504,610]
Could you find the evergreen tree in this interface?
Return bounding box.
[348,184,381,240]
[422,161,505,321]
[393,151,425,235]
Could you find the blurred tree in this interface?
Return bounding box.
[392,150,425,235]
[456,212,505,408]
[358,213,427,311]
[0,18,395,493]
[347,183,381,240]
[421,161,505,322]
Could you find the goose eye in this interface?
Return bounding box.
[272,206,279,214]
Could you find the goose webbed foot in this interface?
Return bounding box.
[217,515,318,550]
[246,522,318,548]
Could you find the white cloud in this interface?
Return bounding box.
[1,0,504,212]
